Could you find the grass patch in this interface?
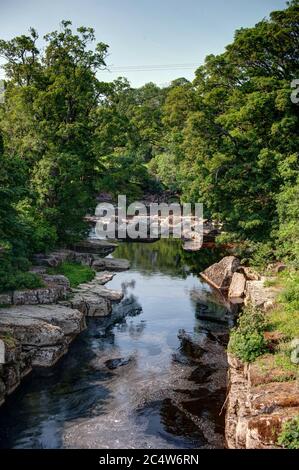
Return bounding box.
[277,416,299,449]
[267,271,299,340]
[47,262,95,288]
[240,269,299,373]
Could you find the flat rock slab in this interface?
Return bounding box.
[92,258,130,272]
[72,239,118,254]
[73,284,123,302]
[0,305,85,367]
[94,272,115,285]
[0,305,85,340]
[201,256,240,290]
[66,293,112,317]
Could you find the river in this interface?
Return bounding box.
[0,239,232,449]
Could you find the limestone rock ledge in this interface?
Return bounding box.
[225,353,299,449]
[0,304,85,406]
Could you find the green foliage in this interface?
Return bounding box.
[276,178,299,265]
[148,153,180,192]
[0,255,44,292]
[278,416,299,449]
[228,305,268,362]
[47,262,95,288]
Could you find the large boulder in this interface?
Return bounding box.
[201,256,240,290]
[0,305,85,342]
[228,272,246,301]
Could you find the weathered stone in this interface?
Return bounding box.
[25,343,69,367]
[0,305,84,344]
[201,256,240,290]
[244,280,280,310]
[12,285,68,305]
[250,382,299,413]
[72,252,94,266]
[73,284,123,302]
[12,290,39,305]
[94,272,115,285]
[72,239,117,255]
[68,292,112,317]
[228,272,246,300]
[41,274,70,290]
[92,257,130,272]
[267,262,287,274]
[33,249,74,267]
[238,267,261,281]
[29,266,47,274]
[248,357,296,387]
[226,347,299,449]
[246,408,299,449]
[0,293,12,305]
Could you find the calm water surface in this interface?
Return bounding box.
[0,240,232,449]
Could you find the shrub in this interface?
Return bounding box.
[0,255,44,292]
[277,416,299,449]
[228,305,268,363]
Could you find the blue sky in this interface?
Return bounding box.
[0,0,287,87]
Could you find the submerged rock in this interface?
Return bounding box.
[104,357,133,370]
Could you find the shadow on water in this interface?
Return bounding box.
[0,239,231,449]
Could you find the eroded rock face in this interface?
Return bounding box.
[201,256,240,291]
[225,353,299,449]
[238,267,261,281]
[1,274,71,308]
[0,293,13,306]
[64,272,123,317]
[0,305,85,367]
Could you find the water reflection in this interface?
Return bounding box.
[0,239,230,449]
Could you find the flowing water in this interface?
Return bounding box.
[0,239,233,449]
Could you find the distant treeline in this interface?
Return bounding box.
[0,1,298,290]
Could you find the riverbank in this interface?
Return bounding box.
[0,240,129,407]
[200,256,299,449]
[0,239,232,449]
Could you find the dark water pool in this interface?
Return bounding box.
[0,239,232,449]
